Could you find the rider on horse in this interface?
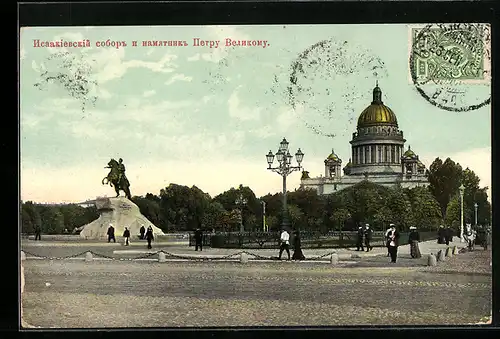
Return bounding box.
[118,158,127,185]
[103,158,132,199]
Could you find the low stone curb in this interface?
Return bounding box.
[426,245,468,266]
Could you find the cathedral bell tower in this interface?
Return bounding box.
[324,149,342,178]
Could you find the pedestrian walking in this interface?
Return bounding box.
[139,225,145,240]
[34,225,42,241]
[356,225,364,251]
[387,225,400,263]
[194,228,203,251]
[123,227,131,246]
[278,229,291,260]
[364,224,373,252]
[145,226,154,249]
[107,224,116,243]
[408,226,421,258]
[292,230,305,260]
[385,224,394,257]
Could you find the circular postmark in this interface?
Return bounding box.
[277,38,389,138]
[33,51,98,113]
[409,23,491,112]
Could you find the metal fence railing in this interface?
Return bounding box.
[189,231,439,249]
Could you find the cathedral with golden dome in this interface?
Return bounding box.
[300,83,429,194]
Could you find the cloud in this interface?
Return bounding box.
[276,106,301,132]
[250,126,276,139]
[187,53,201,62]
[227,86,261,121]
[143,90,156,97]
[85,48,178,84]
[164,73,193,86]
[99,88,112,99]
[23,97,191,137]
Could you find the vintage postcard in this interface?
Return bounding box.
[20,23,491,328]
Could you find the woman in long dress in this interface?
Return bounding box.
[408,226,421,258]
[292,230,306,260]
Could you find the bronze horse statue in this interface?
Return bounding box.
[102,158,132,200]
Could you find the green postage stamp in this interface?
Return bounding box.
[409,23,491,84]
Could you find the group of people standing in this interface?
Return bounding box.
[106,224,155,249]
[356,224,373,252]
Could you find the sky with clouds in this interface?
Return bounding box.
[19,24,491,203]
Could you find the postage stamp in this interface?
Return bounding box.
[408,23,491,112]
[409,23,491,84]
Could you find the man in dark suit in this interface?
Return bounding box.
[194,228,203,251]
[356,225,364,251]
[34,225,42,241]
[107,224,116,243]
[364,224,373,252]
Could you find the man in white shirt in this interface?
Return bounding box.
[384,224,394,257]
[278,229,291,260]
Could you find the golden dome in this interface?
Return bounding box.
[357,83,398,128]
[325,149,341,162]
[402,146,417,159]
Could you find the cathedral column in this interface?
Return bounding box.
[367,146,371,164]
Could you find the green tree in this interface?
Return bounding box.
[286,204,304,229]
[329,207,350,231]
[406,186,441,230]
[265,215,279,231]
[460,167,491,225]
[427,157,463,220]
[340,181,389,229]
[444,196,460,229]
[21,201,42,234]
[386,185,413,230]
[38,206,65,234]
[202,201,226,230]
[373,205,393,229]
[159,184,212,231]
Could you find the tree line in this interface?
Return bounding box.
[21,157,491,234]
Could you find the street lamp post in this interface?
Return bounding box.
[261,200,267,232]
[474,202,478,226]
[459,184,465,243]
[235,193,247,233]
[266,138,304,230]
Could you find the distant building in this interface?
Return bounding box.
[301,83,429,194]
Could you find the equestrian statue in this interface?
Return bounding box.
[102,158,132,200]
